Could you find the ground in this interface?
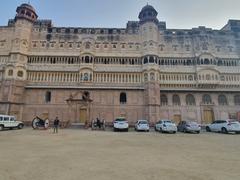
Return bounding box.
[0,128,240,180]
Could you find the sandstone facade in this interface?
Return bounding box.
[0,4,240,125]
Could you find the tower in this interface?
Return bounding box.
[139,5,161,123]
[1,3,38,119]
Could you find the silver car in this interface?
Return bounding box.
[177,121,201,133]
[155,120,177,133]
[135,120,150,132]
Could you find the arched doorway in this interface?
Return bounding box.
[203,108,214,124]
[79,108,87,123]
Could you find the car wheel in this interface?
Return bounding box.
[183,128,187,133]
[18,124,24,129]
[173,131,176,134]
[113,128,117,132]
[196,131,200,134]
[206,126,211,132]
[0,125,4,131]
[126,129,129,132]
[236,132,240,134]
[221,127,228,134]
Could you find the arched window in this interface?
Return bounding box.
[202,94,212,104]
[8,69,13,76]
[161,95,168,106]
[204,58,210,65]
[234,95,240,105]
[17,71,23,77]
[149,56,154,63]
[172,94,180,106]
[144,73,148,82]
[186,94,196,106]
[85,42,90,49]
[150,73,155,81]
[83,73,89,81]
[45,91,51,103]
[120,92,127,104]
[218,95,228,106]
[85,56,90,63]
[188,75,193,81]
[143,57,148,64]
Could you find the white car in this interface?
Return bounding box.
[113,117,129,131]
[206,119,240,134]
[135,120,150,132]
[0,115,24,131]
[155,120,177,133]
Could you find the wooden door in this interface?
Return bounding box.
[173,115,181,124]
[203,110,214,124]
[79,109,87,123]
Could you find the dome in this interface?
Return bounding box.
[18,3,36,13]
[138,4,159,25]
[15,3,38,23]
[140,5,157,14]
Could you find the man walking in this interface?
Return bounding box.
[53,117,60,133]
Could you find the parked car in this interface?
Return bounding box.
[155,120,177,133]
[135,120,150,132]
[113,117,129,131]
[177,121,201,133]
[0,115,24,131]
[206,119,240,134]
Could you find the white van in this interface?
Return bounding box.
[0,115,24,131]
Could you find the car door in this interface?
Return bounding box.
[3,116,10,127]
[156,121,161,130]
[10,117,17,127]
[210,121,218,131]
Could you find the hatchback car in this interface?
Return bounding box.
[113,117,129,131]
[206,119,240,134]
[135,120,150,132]
[155,120,177,133]
[177,121,201,133]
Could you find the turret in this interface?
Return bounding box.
[11,3,38,61]
[138,4,159,25]
[139,5,161,123]
[138,5,159,56]
[15,3,38,23]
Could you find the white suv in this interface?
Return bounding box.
[0,115,24,131]
[206,119,240,134]
[113,117,129,132]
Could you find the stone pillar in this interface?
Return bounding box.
[144,81,160,124]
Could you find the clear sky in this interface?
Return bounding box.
[1,0,240,30]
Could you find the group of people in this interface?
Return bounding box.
[94,117,105,129]
[53,116,106,133]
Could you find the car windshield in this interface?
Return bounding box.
[139,121,148,124]
[115,118,126,122]
[229,120,239,124]
[164,120,172,124]
[188,121,198,125]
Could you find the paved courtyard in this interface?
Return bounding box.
[0,128,240,180]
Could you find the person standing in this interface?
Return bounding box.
[53,117,60,133]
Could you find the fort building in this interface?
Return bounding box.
[0,3,240,125]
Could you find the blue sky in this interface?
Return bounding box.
[1,0,240,29]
